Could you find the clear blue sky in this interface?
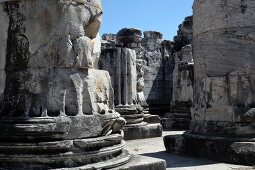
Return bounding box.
[100,0,193,40]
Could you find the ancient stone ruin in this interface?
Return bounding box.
[102,29,173,113]
[163,16,193,130]
[101,21,194,132]
[140,31,173,115]
[0,0,167,169]
[100,28,163,140]
[1,0,255,168]
[164,0,255,165]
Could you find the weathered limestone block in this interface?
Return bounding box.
[141,31,173,114]
[165,16,193,130]
[192,0,255,133]
[101,33,118,49]
[143,31,163,51]
[165,0,255,165]
[169,45,193,130]
[117,28,142,49]
[172,45,193,105]
[102,33,117,42]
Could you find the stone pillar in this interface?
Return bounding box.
[99,47,137,108]
[192,0,255,134]
[116,29,146,106]
[100,29,163,140]
[162,16,193,130]
[164,0,255,165]
[100,48,148,139]
[0,0,132,169]
[141,31,173,115]
[168,45,193,130]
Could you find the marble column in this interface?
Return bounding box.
[100,29,163,140]
[0,0,130,169]
[100,47,140,124]
[164,0,255,165]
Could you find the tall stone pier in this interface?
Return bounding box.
[141,31,173,115]
[163,16,193,130]
[164,0,255,165]
[168,45,193,130]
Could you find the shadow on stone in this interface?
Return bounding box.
[141,151,218,168]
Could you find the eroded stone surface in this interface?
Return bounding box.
[100,29,163,140]
[115,29,174,115]
[140,31,173,114]
[168,44,193,130]
[172,16,193,53]
[99,47,137,106]
[165,0,255,166]
[0,1,131,169]
[192,0,255,134]
[0,0,104,117]
[161,16,193,130]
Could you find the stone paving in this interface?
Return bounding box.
[125,131,254,170]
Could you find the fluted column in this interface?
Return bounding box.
[116,48,122,106]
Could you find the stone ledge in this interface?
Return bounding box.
[144,114,161,124]
[56,150,131,170]
[123,123,162,140]
[164,133,255,166]
[0,142,129,169]
[110,154,166,170]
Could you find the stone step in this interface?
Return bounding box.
[122,113,144,119]
[144,115,161,124]
[126,118,144,124]
[111,154,166,170]
[164,134,255,166]
[123,123,163,140]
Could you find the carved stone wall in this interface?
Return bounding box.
[167,45,193,130]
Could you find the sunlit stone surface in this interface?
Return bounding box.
[100,29,163,140]
[164,0,255,165]
[0,0,131,169]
